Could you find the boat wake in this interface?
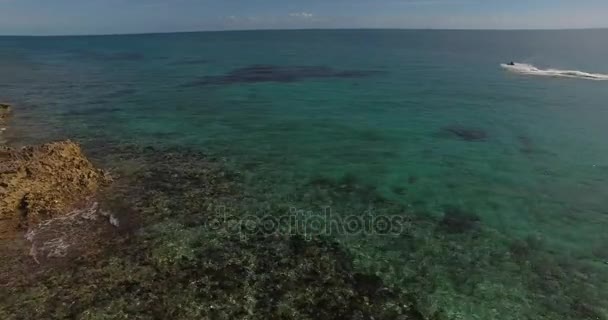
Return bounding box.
[501,63,608,81]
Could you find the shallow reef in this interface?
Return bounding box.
[1,137,607,320]
[270,169,608,320]
[184,65,383,86]
[0,144,424,320]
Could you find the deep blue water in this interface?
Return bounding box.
[1,29,608,319]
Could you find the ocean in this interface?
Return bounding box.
[1,29,608,319]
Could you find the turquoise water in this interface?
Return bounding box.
[2,29,608,319]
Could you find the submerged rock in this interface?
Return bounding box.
[0,140,110,229]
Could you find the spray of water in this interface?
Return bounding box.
[501,63,608,81]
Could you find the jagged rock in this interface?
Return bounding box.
[0,140,110,229]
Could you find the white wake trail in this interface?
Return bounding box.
[501,63,608,81]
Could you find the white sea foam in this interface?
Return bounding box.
[25,201,119,263]
[501,63,608,81]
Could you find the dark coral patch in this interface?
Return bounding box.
[183,64,383,86]
[441,125,488,142]
[308,173,387,205]
[170,58,209,66]
[517,135,535,154]
[509,235,543,262]
[75,51,145,61]
[107,52,145,61]
[408,176,419,184]
[438,206,481,233]
[392,185,407,195]
[107,88,137,98]
[64,106,121,116]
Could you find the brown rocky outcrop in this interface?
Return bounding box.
[0,140,110,229]
[0,103,11,120]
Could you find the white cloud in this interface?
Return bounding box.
[289,12,314,19]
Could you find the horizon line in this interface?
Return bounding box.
[1,26,607,38]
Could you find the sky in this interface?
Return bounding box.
[0,0,607,35]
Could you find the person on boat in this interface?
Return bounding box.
[507,61,515,66]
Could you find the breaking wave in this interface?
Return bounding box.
[501,63,608,81]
